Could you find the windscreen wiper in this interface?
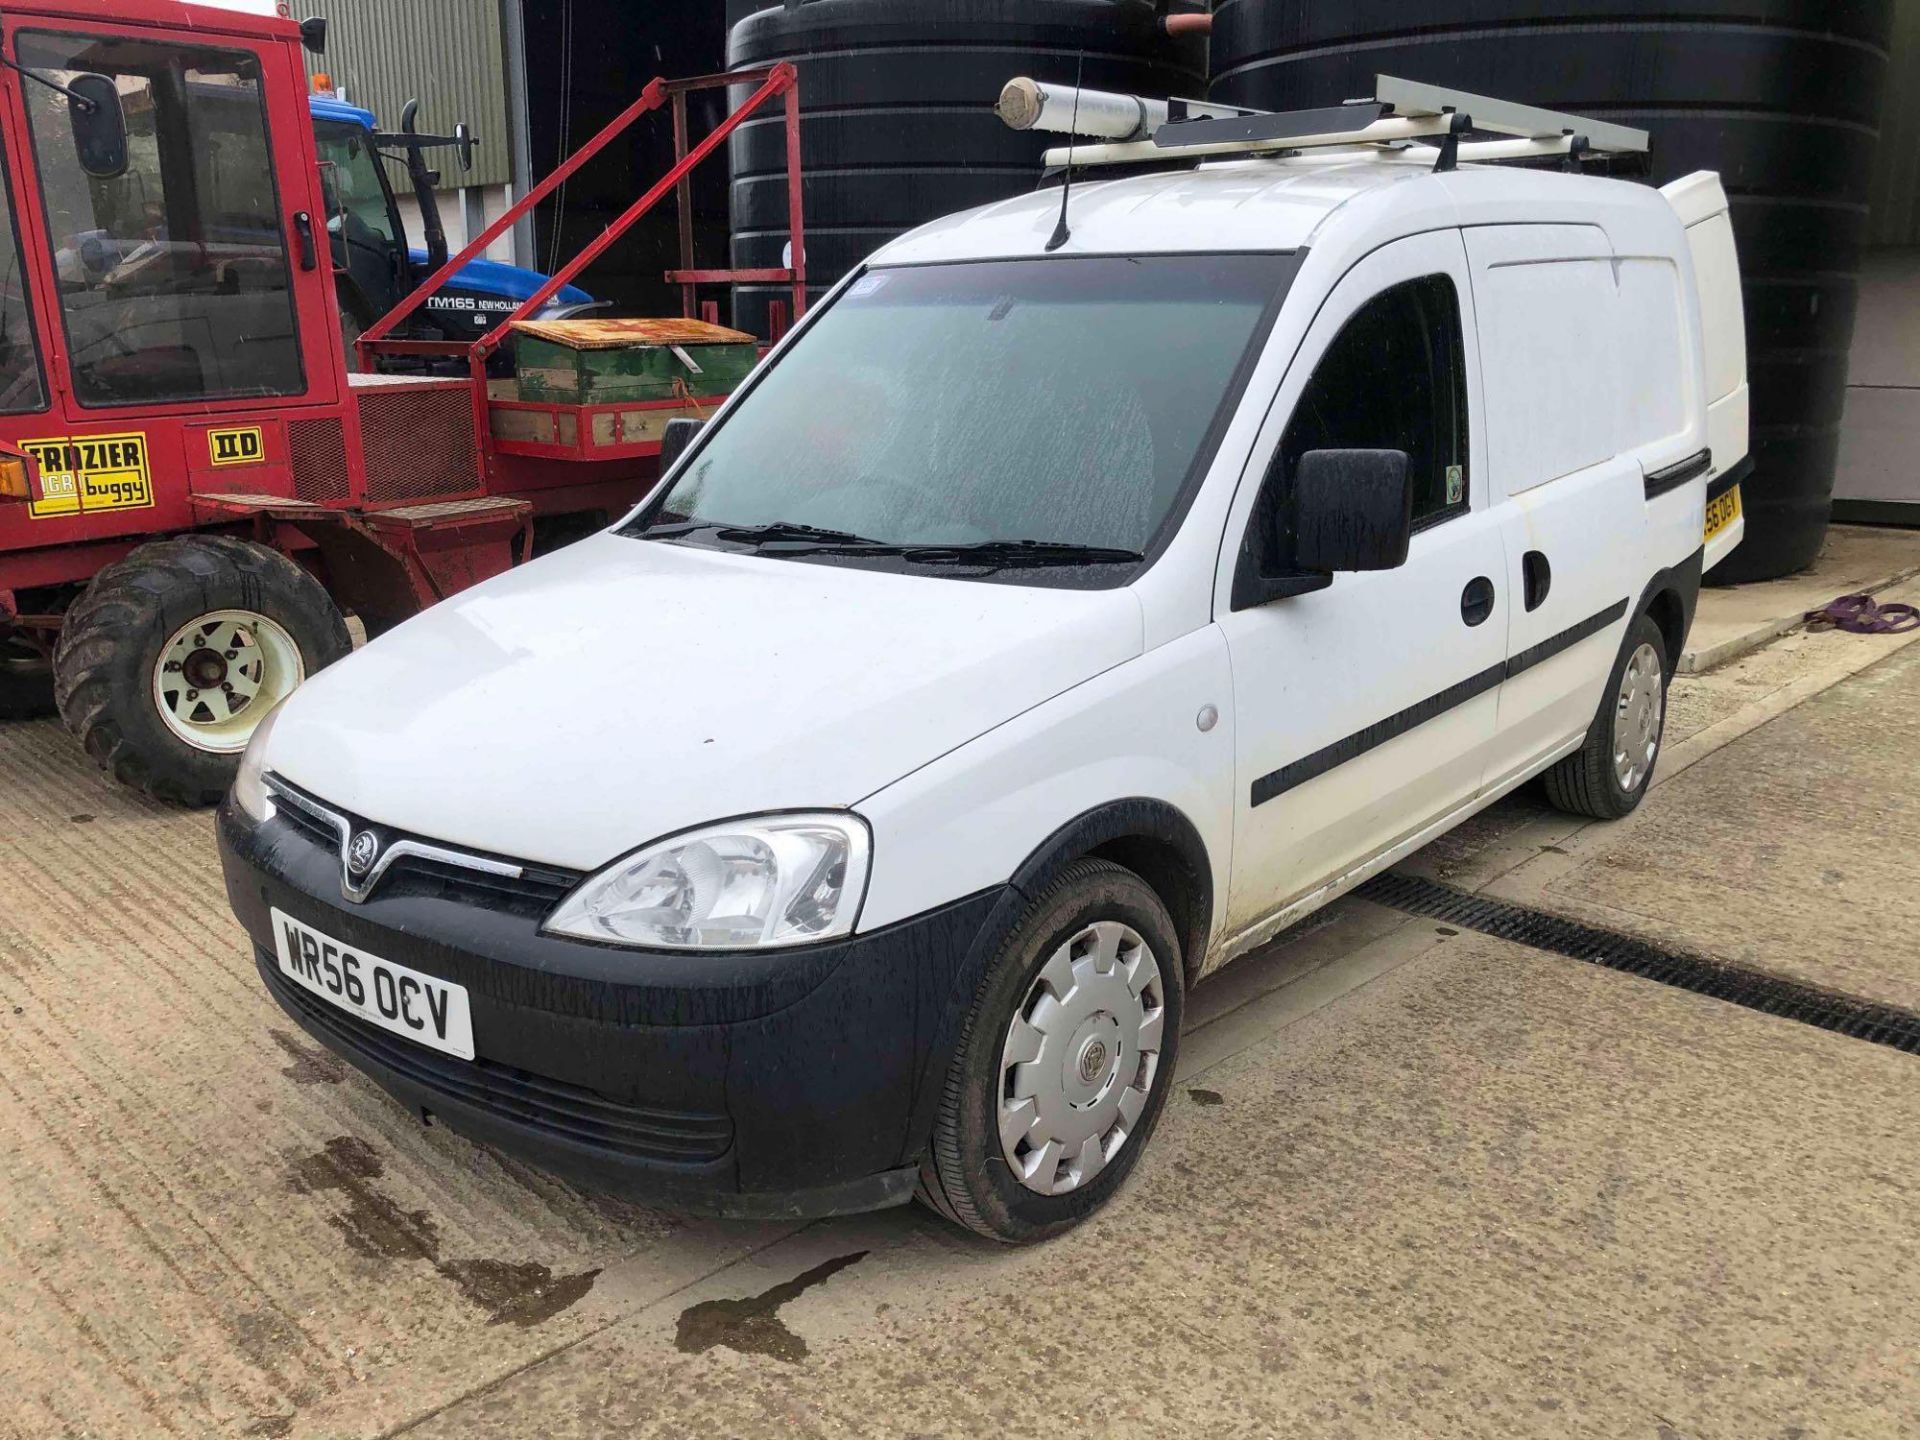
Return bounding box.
[636,518,894,549]
[638,523,1142,569]
[900,539,1145,568]
[718,521,894,549]
[639,519,895,550]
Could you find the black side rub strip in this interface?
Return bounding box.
[1359,872,1920,1056]
[1504,597,1628,677]
[1643,448,1712,499]
[1251,598,1629,807]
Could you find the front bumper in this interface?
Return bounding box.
[219,798,1005,1218]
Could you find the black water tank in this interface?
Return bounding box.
[727,0,1207,336]
[1210,1,1895,581]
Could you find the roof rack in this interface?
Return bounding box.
[999,74,1650,175]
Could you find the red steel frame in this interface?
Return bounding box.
[357,65,806,489]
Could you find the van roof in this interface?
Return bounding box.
[870,153,1675,266]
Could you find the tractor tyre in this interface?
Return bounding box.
[53,535,350,805]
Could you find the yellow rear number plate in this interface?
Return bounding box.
[1704,483,1741,542]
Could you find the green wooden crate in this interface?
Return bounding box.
[510,319,759,406]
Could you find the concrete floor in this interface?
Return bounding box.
[4,573,1920,1438]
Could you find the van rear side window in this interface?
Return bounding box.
[1613,257,1690,454]
[1477,256,1619,491]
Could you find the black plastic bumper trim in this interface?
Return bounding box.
[259,949,735,1163]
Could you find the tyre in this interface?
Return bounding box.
[53,535,351,804]
[917,858,1183,1243]
[1,629,55,720]
[339,299,369,374]
[1543,613,1670,821]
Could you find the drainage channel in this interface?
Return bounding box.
[1357,872,1920,1056]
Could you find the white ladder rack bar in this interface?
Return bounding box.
[1405,135,1589,164]
[1374,76,1648,154]
[1040,114,1450,171]
[1025,73,1649,171]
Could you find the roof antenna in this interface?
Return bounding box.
[1045,53,1084,252]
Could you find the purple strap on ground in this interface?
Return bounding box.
[1804,593,1920,634]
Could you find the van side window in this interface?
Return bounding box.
[1237,275,1469,592]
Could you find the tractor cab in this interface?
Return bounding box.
[308,93,593,356]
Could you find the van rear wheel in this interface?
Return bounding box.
[1543,613,1670,820]
[916,858,1183,1243]
[53,536,350,805]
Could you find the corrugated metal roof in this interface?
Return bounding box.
[1867,0,1920,247]
[303,0,512,190]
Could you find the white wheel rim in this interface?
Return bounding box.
[151,609,304,754]
[1612,641,1664,792]
[997,919,1166,1197]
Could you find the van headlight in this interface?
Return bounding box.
[231,700,287,822]
[543,813,871,950]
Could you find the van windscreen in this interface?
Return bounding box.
[628,253,1294,580]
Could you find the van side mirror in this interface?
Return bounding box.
[1292,448,1413,573]
[67,74,127,178]
[659,417,704,473]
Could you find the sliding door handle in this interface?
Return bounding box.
[1461,575,1495,627]
[1523,550,1552,612]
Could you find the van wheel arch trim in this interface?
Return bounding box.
[1008,799,1214,984]
[895,800,1213,1170]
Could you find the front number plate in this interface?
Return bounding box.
[271,907,475,1060]
[1704,483,1742,542]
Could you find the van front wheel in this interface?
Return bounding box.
[917,858,1183,1243]
[1543,613,1670,820]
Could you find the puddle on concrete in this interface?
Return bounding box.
[287,1136,438,1261]
[440,1258,604,1328]
[287,1137,599,1326]
[675,1251,869,1364]
[270,1028,348,1085]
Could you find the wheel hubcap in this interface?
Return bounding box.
[152,610,304,754]
[1612,641,1664,792]
[997,919,1166,1197]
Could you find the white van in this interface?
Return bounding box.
[221,82,1747,1242]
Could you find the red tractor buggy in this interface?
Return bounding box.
[0,0,805,801]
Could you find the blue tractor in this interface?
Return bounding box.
[309,95,593,364]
